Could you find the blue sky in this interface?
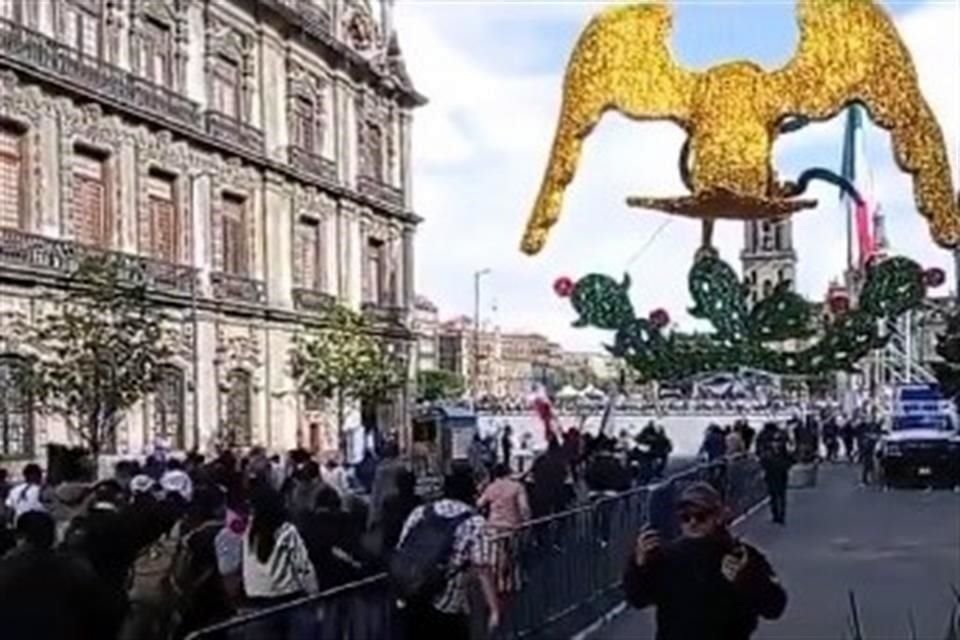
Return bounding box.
[395,0,960,351]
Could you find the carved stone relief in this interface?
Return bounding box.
[204,12,256,120]
[209,157,260,273]
[134,128,203,262]
[0,74,53,233]
[57,102,133,245]
[128,0,190,90]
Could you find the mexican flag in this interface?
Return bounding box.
[840,105,878,267]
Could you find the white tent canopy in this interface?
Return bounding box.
[581,384,606,399]
[556,385,582,400]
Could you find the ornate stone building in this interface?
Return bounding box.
[0,0,422,462]
[742,218,797,306]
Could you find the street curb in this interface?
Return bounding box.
[570,497,771,640]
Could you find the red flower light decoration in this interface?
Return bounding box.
[553,276,575,298]
[924,267,946,288]
[829,293,850,315]
[649,308,670,329]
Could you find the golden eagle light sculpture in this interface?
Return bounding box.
[520,0,959,255]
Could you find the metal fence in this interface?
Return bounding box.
[482,454,766,639]
[186,454,766,640]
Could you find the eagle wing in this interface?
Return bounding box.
[521,2,697,255]
[770,0,959,248]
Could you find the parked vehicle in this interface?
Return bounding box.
[877,385,960,488]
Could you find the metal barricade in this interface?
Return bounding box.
[482,454,766,639]
[186,455,766,640]
[183,574,397,640]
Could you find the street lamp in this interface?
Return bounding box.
[473,268,491,410]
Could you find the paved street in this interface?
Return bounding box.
[595,465,960,639]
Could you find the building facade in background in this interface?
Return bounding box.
[742,218,797,306]
[412,294,438,371]
[0,0,422,463]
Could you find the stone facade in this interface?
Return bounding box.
[0,0,422,463]
[741,218,797,307]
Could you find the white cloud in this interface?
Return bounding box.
[398,0,960,352]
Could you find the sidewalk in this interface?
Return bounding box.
[593,465,960,639]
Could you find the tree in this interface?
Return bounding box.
[417,369,464,403]
[290,304,404,454]
[933,310,960,403]
[16,254,173,461]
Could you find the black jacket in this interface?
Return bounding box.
[623,531,787,640]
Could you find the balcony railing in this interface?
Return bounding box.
[287,146,338,186]
[361,301,406,326]
[211,272,266,305]
[204,111,264,155]
[357,175,405,210]
[0,18,201,132]
[293,288,336,314]
[0,227,197,295]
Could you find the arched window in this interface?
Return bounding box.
[762,279,773,299]
[0,354,33,459]
[154,364,185,449]
[225,368,252,446]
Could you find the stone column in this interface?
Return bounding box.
[191,173,213,296]
[400,110,413,209]
[194,316,219,452]
[263,171,293,308]
[261,36,288,160]
[37,112,60,236]
[402,225,415,311]
[336,77,356,188]
[185,2,207,107]
[266,325,299,451]
[118,140,137,253]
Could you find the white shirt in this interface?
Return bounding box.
[320,465,350,497]
[242,522,319,599]
[5,483,45,520]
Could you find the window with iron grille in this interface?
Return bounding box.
[211,55,242,119]
[61,0,102,59]
[225,368,252,447]
[221,193,247,275]
[71,147,110,247]
[291,95,323,155]
[154,363,185,449]
[295,216,323,290]
[147,170,178,262]
[0,123,25,230]
[0,354,33,459]
[141,17,173,88]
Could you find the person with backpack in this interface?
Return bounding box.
[169,484,232,639]
[241,487,319,639]
[4,464,45,524]
[391,466,500,638]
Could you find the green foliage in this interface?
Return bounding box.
[18,254,173,456]
[290,305,403,437]
[566,253,927,382]
[933,311,960,402]
[417,369,465,403]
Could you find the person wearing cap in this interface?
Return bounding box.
[624,481,787,640]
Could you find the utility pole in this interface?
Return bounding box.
[472,269,491,410]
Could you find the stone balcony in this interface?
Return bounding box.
[357,175,405,210]
[210,271,266,305]
[287,146,338,187]
[0,18,201,132]
[0,227,197,296]
[204,111,265,156]
[361,301,407,326]
[292,287,336,314]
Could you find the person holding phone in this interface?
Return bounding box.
[623,482,787,640]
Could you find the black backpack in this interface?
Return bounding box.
[388,504,472,602]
